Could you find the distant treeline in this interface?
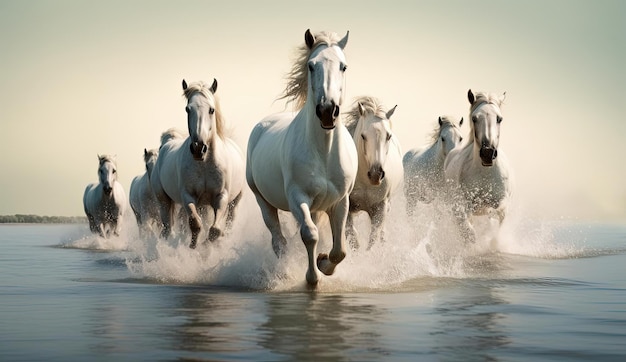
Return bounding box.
[0,214,87,224]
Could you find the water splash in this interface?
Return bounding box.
[118,191,592,291]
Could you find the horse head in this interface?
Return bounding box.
[97,154,117,195]
[143,148,158,179]
[468,89,506,167]
[305,29,349,130]
[437,115,464,157]
[182,78,219,160]
[355,99,397,186]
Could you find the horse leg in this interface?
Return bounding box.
[156,194,173,240]
[185,203,203,249]
[292,201,320,285]
[453,205,476,244]
[317,195,349,277]
[208,191,230,242]
[253,193,287,257]
[367,199,388,250]
[225,191,242,233]
[346,211,360,251]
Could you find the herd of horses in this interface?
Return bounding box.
[82,29,511,285]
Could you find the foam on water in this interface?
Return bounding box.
[63,192,590,291]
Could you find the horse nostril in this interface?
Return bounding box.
[380,170,385,180]
[202,144,208,154]
[332,105,340,119]
[493,149,498,159]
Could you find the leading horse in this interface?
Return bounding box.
[246,29,357,286]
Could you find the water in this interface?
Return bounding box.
[1,205,626,361]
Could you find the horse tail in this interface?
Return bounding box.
[160,128,186,147]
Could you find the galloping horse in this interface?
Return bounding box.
[444,90,511,244]
[246,29,357,286]
[344,96,403,250]
[83,155,127,238]
[129,148,160,238]
[403,116,463,215]
[151,79,245,248]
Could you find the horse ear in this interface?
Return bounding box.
[459,117,464,126]
[386,105,397,119]
[305,29,315,49]
[500,91,507,104]
[210,78,218,93]
[144,148,148,156]
[338,30,349,50]
[467,89,475,104]
[182,79,188,90]
[358,102,366,116]
[438,116,443,126]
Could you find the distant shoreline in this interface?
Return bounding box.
[0,215,87,224]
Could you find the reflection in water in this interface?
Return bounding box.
[258,293,387,361]
[430,281,511,361]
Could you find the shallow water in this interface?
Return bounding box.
[1,209,626,361]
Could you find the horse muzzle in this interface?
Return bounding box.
[316,101,340,130]
[103,185,113,195]
[367,165,385,186]
[479,146,498,166]
[190,141,208,160]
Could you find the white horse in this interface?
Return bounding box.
[83,154,127,238]
[129,148,160,238]
[151,79,245,249]
[344,96,403,250]
[444,89,511,244]
[403,115,464,215]
[246,29,357,286]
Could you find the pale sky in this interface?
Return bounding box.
[0,0,624,221]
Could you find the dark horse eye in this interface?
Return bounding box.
[308,63,314,72]
[497,116,503,123]
[441,137,445,142]
[209,108,215,115]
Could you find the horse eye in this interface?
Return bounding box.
[308,62,314,72]
[472,116,478,123]
[209,108,215,115]
[361,134,366,141]
[386,133,392,141]
[441,137,445,142]
[340,63,347,72]
[112,169,117,174]
[497,116,503,123]
[460,137,463,142]
[185,106,190,114]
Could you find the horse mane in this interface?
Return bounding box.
[183,81,225,138]
[160,128,186,147]
[278,31,345,109]
[344,96,389,136]
[428,116,461,143]
[470,91,505,114]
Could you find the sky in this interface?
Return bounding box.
[0,0,624,221]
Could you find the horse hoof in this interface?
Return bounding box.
[208,227,222,242]
[317,253,337,276]
[306,270,320,286]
